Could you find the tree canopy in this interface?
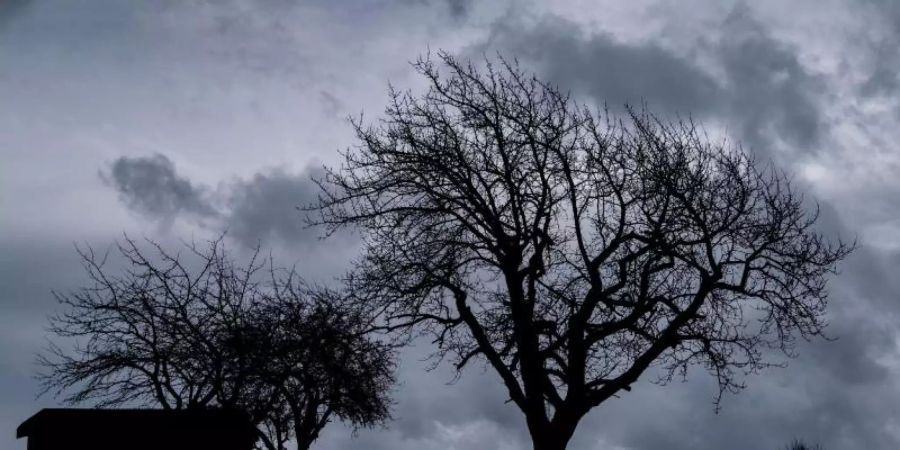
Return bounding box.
[315,52,852,450]
[39,236,395,450]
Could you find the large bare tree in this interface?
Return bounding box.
[39,236,395,450]
[314,52,853,450]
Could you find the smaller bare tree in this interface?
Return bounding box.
[38,235,395,450]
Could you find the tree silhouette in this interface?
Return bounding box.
[314,52,853,450]
[784,440,823,450]
[39,235,394,450]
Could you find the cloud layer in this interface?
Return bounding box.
[470,6,823,157]
[104,154,332,250]
[106,154,218,222]
[5,1,900,450]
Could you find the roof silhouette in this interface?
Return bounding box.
[17,408,256,450]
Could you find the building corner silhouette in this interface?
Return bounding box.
[17,408,256,450]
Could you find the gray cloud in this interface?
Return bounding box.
[470,5,823,157]
[471,14,720,116]
[105,154,218,223]
[225,167,325,249]
[714,6,824,154]
[7,1,900,449]
[402,0,473,20]
[105,154,336,251]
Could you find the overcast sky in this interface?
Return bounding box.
[3,1,900,449]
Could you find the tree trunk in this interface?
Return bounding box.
[530,428,576,450]
[526,404,587,450]
[295,432,318,450]
[528,415,579,450]
[294,419,320,450]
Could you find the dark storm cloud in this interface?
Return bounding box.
[105,154,218,222]
[471,6,823,156]
[473,14,719,116]
[105,154,330,250]
[225,167,325,249]
[714,7,824,154]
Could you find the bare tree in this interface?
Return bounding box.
[39,235,395,450]
[314,52,853,450]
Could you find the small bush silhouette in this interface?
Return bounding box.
[784,440,823,450]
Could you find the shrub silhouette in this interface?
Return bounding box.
[784,440,823,450]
